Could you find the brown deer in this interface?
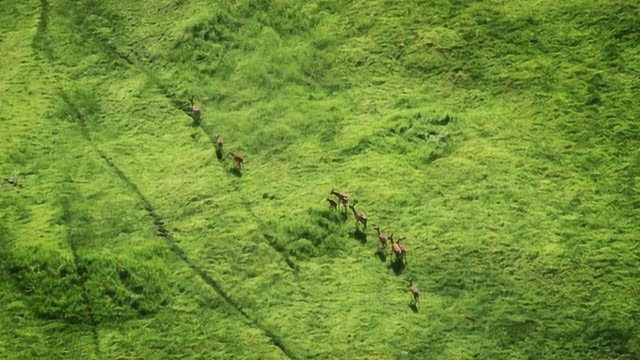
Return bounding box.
[349,200,367,230]
[330,188,349,210]
[397,237,408,262]
[373,226,388,249]
[326,198,338,210]
[228,152,244,170]
[188,96,201,123]
[390,235,405,264]
[409,278,420,306]
[215,135,223,159]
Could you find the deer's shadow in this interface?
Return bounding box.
[353,229,367,244]
[408,303,418,313]
[388,257,406,275]
[229,167,243,177]
[215,149,223,161]
[375,249,387,262]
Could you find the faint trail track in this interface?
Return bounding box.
[49,3,300,355]
[36,0,49,35]
[31,2,100,355]
[44,0,295,270]
[60,198,102,358]
[97,154,297,359]
[61,96,298,360]
[32,0,50,55]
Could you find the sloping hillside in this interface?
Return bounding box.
[1,0,639,359]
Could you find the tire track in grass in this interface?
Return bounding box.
[31,0,51,50]
[60,197,102,358]
[54,4,298,353]
[98,151,299,360]
[29,3,100,355]
[60,96,299,360]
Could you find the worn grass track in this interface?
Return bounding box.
[64,92,297,358]
[2,0,640,359]
[60,195,102,357]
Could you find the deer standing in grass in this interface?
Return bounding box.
[215,135,223,159]
[228,152,244,170]
[390,235,405,264]
[349,200,368,230]
[330,188,349,211]
[188,96,201,123]
[397,237,408,263]
[326,198,338,210]
[409,278,420,307]
[374,226,388,249]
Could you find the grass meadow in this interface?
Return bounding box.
[1,0,639,359]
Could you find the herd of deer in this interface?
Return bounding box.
[328,188,420,308]
[189,98,419,309]
[190,96,245,169]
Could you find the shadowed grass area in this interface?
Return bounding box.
[2,0,639,359]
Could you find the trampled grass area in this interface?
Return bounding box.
[1,0,639,359]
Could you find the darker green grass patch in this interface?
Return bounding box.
[265,206,352,262]
[247,123,299,158]
[57,83,101,129]
[170,10,243,78]
[4,245,87,323]
[0,193,32,224]
[31,0,51,58]
[82,247,171,323]
[340,111,463,164]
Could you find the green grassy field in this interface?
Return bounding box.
[1,0,639,359]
